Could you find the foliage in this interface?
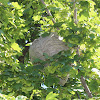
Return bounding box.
[0,0,100,99]
[0,94,27,100]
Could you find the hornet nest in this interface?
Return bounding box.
[29,33,69,86]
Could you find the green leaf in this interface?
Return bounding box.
[16,95,27,100]
[79,1,89,8]
[48,7,60,11]
[9,21,17,28]
[32,58,43,63]
[89,34,95,39]
[60,65,72,73]
[45,65,57,74]
[89,79,98,92]
[12,2,21,9]
[53,22,64,27]
[33,65,44,70]
[68,43,73,47]
[44,74,59,86]
[46,92,58,100]
[32,15,41,21]
[0,0,9,5]
[22,86,34,92]
[11,42,21,52]
[25,43,32,46]
[43,53,49,59]
[75,65,83,71]
[0,29,4,35]
[8,77,19,81]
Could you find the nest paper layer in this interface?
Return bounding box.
[29,34,68,61]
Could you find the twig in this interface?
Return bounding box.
[40,0,56,24]
[76,91,80,99]
[80,76,92,98]
[40,0,59,34]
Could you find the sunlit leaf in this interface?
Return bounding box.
[12,2,21,9]
[32,15,41,21]
[46,92,58,100]
[11,42,21,52]
[25,43,32,46]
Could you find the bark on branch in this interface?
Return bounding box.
[80,76,93,98]
[73,0,93,98]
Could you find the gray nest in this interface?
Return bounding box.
[29,33,69,85]
[29,33,68,61]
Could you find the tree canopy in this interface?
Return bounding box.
[0,0,100,99]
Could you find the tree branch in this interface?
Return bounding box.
[72,0,93,98]
[40,0,56,24]
[18,46,29,63]
[80,76,92,98]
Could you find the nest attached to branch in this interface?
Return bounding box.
[29,33,69,85]
[29,33,68,61]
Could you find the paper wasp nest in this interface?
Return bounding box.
[29,33,69,85]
